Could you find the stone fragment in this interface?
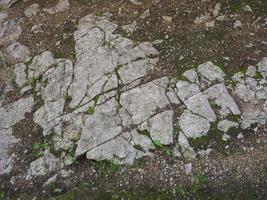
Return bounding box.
[14,63,27,87]
[0,0,18,9]
[179,110,210,139]
[28,51,55,79]
[5,42,31,63]
[246,66,257,77]
[204,83,241,116]
[217,120,239,133]
[197,62,225,82]
[140,9,150,19]
[86,136,136,164]
[185,163,192,175]
[148,110,174,145]
[0,19,22,46]
[182,69,199,83]
[120,77,170,125]
[222,134,230,142]
[178,131,196,159]
[44,0,70,14]
[26,151,60,180]
[0,128,18,175]
[25,4,40,17]
[234,20,242,29]
[258,57,267,78]
[75,98,122,157]
[176,81,200,102]
[234,83,255,102]
[0,96,34,129]
[184,93,216,122]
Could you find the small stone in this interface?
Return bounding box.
[26,151,60,180]
[234,20,242,29]
[140,10,150,19]
[243,5,253,12]
[31,25,43,34]
[222,134,230,141]
[246,66,257,77]
[182,69,199,83]
[205,21,215,28]
[197,61,225,82]
[162,16,173,23]
[257,57,267,78]
[185,163,192,175]
[44,0,70,14]
[217,120,239,133]
[237,133,243,139]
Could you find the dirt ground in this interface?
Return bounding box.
[0,0,267,199]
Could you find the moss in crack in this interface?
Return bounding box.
[86,95,100,115]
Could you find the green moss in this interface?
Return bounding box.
[91,160,120,176]
[188,135,209,151]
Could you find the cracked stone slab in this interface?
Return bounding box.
[86,136,137,165]
[75,98,122,157]
[179,110,210,139]
[120,77,170,125]
[184,93,216,122]
[204,83,241,116]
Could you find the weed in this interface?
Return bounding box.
[33,142,49,157]
[91,160,120,175]
[153,140,172,156]
[0,192,5,200]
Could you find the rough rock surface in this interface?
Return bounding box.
[0,13,266,175]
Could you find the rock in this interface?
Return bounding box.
[234,20,242,29]
[28,51,55,79]
[5,42,31,63]
[75,98,122,157]
[204,83,241,116]
[184,93,216,122]
[240,107,266,129]
[86,136,137,164]
[120,77,170,125]
[185,163,192,175]
[0,96,34,129]
[33,59,73,136]
[0,0,18,9]
[182,69,199,83]
[246,66,257,77]
[44,0,70,14]
[222,134,230,142]
[0,128,18,175]
[197,62,225,82]
[178,131,196,159]
[148,110,174,145]
[43,174,58,187]
[162,16,173,23]
[176,81,200,102]
[122,21,137,35]
[14,63,27,87]
[217,120,239,133]
[26,151,60,180]
[212,3,221,17]
[129,0,141,5]
[31,24,43,34]
[0,19,22,47]
[234,83,255,103]
[179,110,210,139]
[243,5,253,12]
[258,57,267,78]
[140,9,150,19]
[205,21,215,29]
[25,4,40,17]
